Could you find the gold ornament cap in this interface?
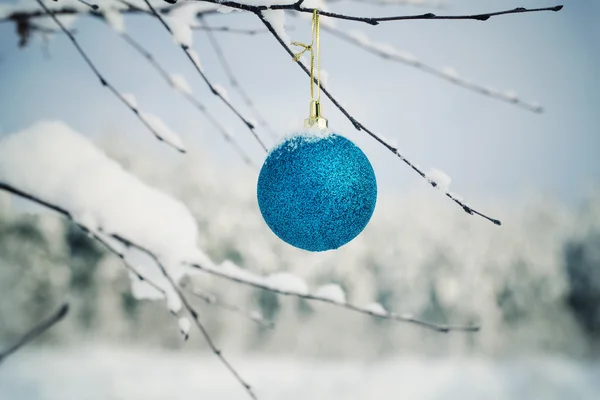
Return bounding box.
[304,100,328,130]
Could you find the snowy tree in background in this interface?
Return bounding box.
[0,0,567,398]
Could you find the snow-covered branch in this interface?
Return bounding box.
[33,0,186,153]
[142,0,269,152]
[106,23,256,166]
[186,259,478,333]
[0,303,69,365]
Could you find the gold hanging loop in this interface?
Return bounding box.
[292,9,327,130]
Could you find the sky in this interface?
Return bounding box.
[0,0,598,212]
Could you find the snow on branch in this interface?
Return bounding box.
[107,24,256,166]
[320,22,544,112]
[185,259,478,332]
[0,303,69,365]
[259,14,502,225]
[0,0,175,24]
[141,0,269,152]
[32,0,186,152]
[192,25,273,35]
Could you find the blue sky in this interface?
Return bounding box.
[0,0,598,209]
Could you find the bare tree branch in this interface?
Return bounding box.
[111,234,479,333]
[33,0,186,153]
[198,15,279,140]
[0,1,564,26]
[257,13,501,225]
[185,259,478,333]
[0,2,179,24]
[104,22,256,166]
[142,0,269,152]
[192,25,272,35]
[0,303,69,365]
[75,0,99,11]
[140,249,258,399]
[191,1,562,26]
[189,288,275,329]
[317,19,543,113]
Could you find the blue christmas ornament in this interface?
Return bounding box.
[257,132,377,252]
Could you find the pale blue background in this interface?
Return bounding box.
[0,0,598,209]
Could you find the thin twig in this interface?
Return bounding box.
[1,2,564,26]
[186,260,478,333]
[0,303,69,365]
[199,15,278,140]
[142,0,268,152]
[190,289,275,329]
[33,0,186,153]
[108,24,256,166]
[192,25,271,35]
[143,251,258,399]
[75,0,99,11]
[317,20,543,113]
[191,0,562,26]
[258,14,501,225]
[0,1,182,24]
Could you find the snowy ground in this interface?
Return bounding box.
[0,346,598,400]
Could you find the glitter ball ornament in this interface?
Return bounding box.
[257,132,377,252]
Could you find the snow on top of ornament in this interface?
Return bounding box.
[270,127,334,153]
[257,131,377,251]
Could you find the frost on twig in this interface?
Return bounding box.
[0,303,69,365]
